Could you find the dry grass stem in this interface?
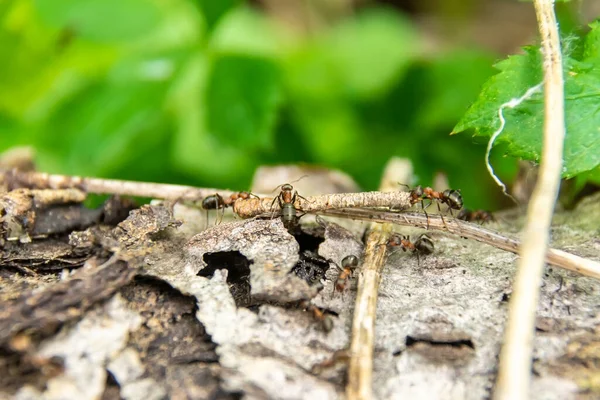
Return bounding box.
[494,1,566,399]
[345,161,405,400]
[346,225,390,400]
[321,209,600,280]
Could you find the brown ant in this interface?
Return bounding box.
[201,193,226,227]
[399,184,463,228]
[422,187,463,213]
[299,300,334,333]
[271,183,307,230]
[332,255,359,297]
[388,234,434,266]
[402,185,463,213]
[457,208,495,224]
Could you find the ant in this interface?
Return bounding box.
[388,234,434,266]
[457,209,495,224]
[271,183,307,230]
[332,255,359,297]
[299,300,334,333]
[201,193,226,227]
[422,187,463,213]
[399,184,463,228]
[402,185,463,213]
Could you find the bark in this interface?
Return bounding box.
[1,183,599,400]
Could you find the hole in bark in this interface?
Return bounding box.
[405,334,475,364]
[199,251,252,284]
[199,251,252,307]
[290,229,330,286]
[406,335,475,349]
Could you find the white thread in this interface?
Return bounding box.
[485,82,544,200]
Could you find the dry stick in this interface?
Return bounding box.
[3,170,413,215]
[233,191,411,218]
[495,2,565,399]
[2,170,239,202]
[321,209,600,279]
[346,170,401,400]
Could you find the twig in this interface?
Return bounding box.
[2,170,414,217]
[494,1,565,399]
[233,191,411,218]
[2,170,237,202]
[321,209,600,280]
[346,161,404,400]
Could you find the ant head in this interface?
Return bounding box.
[341,255,359,270]
[413,186,424,196]
[271,175,308,193]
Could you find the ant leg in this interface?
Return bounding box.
[270,197,280,220]
[436,201,449,229]
[205,209,210,230]
[421,200,431,230]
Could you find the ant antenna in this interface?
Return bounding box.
[270,175,310,193]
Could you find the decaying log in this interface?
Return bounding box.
[1,176,599,399]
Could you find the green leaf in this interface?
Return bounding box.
[205,55,282,151]
[414,50,497,130]
[40,80,171,176]
[323,7,418,99]
[453,22,600,178]
[34,0,161,43]
[168,55,257,187]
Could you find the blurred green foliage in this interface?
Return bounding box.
[0,0,524,209]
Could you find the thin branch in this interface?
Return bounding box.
[233,192,411,218]
[3,170,413,216]
[494,1,565,399]
[346,163,403,400]
[2,170,237,202]
[320,209,600,280]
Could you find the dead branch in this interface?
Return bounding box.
[321,209,600,280]
[233,191,412,219]
[1,170,236,202]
